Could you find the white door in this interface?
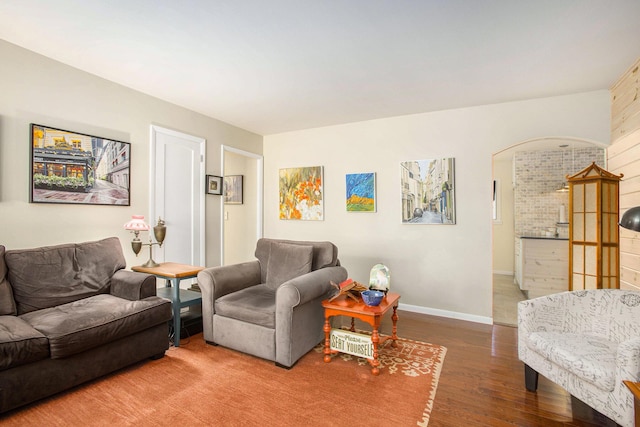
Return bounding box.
[150,125,205,282]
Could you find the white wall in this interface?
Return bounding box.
[0,40,262,268]
[264,92,611,322]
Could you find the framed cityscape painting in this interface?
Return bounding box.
[30,124,131,205]
[346,172,376,212]
[400,158,455,224]
[279,166,323,220]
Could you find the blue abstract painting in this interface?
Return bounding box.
[346,172,376,212]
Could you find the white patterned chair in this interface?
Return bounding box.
[518,289,640,427]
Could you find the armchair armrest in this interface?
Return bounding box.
[617,338,640,382]
[110,270,157,300]
[517,292,571,336]
[275,265,348,367]
[197,260,262,300]
[276,266,348,308]
[197,260,262,343]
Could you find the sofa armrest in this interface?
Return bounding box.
[276,266,348,308]
[110,270,157,301]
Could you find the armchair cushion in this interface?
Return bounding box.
[255,238,339,283]
[265,242,313,290]
[215,284,276,328]
[528,332,617,391]
[0,246,16,316]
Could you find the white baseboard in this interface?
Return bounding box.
[493,270,514,276]
[398,302,493,325]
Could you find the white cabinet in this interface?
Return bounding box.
[520,237,568,298]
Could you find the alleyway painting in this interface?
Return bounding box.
[30,124,130,206]
[401,158,455,224]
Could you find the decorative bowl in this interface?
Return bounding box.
[361,290,384,306]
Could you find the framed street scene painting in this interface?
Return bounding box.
[401,158,455,224]
[30,124,130,205]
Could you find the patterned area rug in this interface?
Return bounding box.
[1,333,446,427]
[314,335,447,426]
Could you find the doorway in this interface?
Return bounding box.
[150,125,205,279]
[221,145,263,265]
[492,137,607,326]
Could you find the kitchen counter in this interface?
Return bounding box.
[520,235,568,240]
[517,237,568,298]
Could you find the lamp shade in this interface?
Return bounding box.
[620,206,640,232]
[124,215,150,231]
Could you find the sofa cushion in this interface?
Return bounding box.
[6,237,126,314]
[215,284,276,328]
[265,242,313,290]
[20,294,171,359]
[527,332,617,391]
[0,246,17,316]
[0,316,49,371]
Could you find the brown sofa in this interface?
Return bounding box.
[0,237,172,414]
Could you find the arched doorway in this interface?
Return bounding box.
[492,137,607,326]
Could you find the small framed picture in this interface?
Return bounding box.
[206,175,223,195]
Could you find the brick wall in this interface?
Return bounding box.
[514,147,605,260]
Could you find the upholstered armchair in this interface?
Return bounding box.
[518,289,640,427]
[197,238,348,368]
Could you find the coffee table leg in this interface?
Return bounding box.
[371,328,380,376]
[323,316,332,363]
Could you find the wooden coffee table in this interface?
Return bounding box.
[132,262,203,347]
[322,292,400,375]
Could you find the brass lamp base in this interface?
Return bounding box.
[141,259,160,268]
[141,244,160,268]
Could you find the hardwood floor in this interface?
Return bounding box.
[370,310,619,427]
[493,273,526,327]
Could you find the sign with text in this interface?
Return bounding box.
[330,329,374,360]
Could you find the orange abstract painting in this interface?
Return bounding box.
[279,166,323,220]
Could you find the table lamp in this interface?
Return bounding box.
[123,215,166,267]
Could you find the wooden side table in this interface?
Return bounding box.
[322,292,400,375]
[132,262,203,347]
[624,381,640,426]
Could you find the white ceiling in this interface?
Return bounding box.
[0,1,639,136]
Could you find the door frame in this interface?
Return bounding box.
[149,124,206,266]
[220,145,263,265]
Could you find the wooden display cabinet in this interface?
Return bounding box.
[568,163,622,290]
